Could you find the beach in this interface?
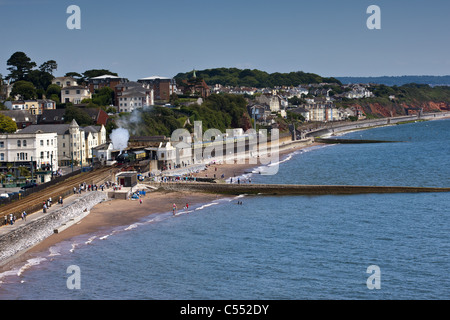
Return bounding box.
[0,139,318,272]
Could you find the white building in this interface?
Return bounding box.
[19,120,106,166]
[61,86,92,104]
[117,90,153,113]
[52,76,79,88]
[0,131,58,172]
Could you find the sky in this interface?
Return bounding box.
[1,0,450,81]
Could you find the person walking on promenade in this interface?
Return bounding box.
[21,211,27,221]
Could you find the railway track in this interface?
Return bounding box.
[0,166,117,221]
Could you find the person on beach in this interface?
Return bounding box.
[173,203,177,215]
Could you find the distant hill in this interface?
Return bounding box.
[336,76,450,87]
[174,68,342,88]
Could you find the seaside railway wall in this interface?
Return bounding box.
[0,166,117,222]
[0,191,107,266]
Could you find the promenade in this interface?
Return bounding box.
[0,191,101,237]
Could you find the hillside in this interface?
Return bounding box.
[174,68,341,88]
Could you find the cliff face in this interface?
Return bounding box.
[349,101,450,118]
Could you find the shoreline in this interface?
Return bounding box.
[2,116,448,275]
[0,140,319,274]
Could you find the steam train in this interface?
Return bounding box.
[115,150,147,164]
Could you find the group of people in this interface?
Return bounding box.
[73,182,109,195]
[172,203,189,215]
[2,211,27,226]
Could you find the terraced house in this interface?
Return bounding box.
[18,120,106,167]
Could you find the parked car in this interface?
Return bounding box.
[0,193,9,198]
[21,182,38,190]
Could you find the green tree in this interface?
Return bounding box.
[25,69,54,91]
[6,52,36,81]
[46,84,61,98]
[64,106,94,126]
[10,80,37,100]
[39,60,58,75]
[0,114,18,133]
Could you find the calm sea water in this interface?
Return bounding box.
[0,119,449,300]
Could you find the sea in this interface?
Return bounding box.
[0,119,449,300]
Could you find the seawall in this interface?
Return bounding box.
[304,112,450,138]
[0,191,107,266]
[152,182,450,196]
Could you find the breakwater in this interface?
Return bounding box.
[314,138,403,144]
[152,182,450,196]
[0,191,107,266]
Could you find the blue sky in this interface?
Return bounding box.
[1,0,449,81]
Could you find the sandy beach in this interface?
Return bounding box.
[0,139,319,272]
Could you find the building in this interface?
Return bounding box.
[61,86,92,104]
[138,76,176,102]
[4,100,56,115]
[24,99,56,115]
[88,75,126,93]
[19,120,106,166]
[0,131,58,174]
[52,76,79,88]
[114,81,154,108]
[255,94,281,112]
[117,90,152,113]
[0,110,37,129]
[178,77,210,99]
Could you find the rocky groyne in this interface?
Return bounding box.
[0,191,107,266]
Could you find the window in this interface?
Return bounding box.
[40,140,44,146]
[76,90,80,94]
[0,141,4,148]
[63,143,65,148]
[0,153,4,161]
[40,152,44,159]
[17,140,21,147]
[23,140,27,147]
[65,90,69,95]
[47,140,49,146]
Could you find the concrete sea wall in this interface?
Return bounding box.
[0,191,107,265]
[305,112,450,138]
[154,182,450,196]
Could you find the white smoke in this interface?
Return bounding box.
[110,127,130,154]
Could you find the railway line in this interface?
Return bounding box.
[0,166,117,222]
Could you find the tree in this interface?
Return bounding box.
[64,106,94,126]
[65,72,83,84]
[39,60,58,75]
[46,84,61,98]
[25,69,54,91]
[0,114,18,133]
[10,81,37,100]
[6,52,36,81]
